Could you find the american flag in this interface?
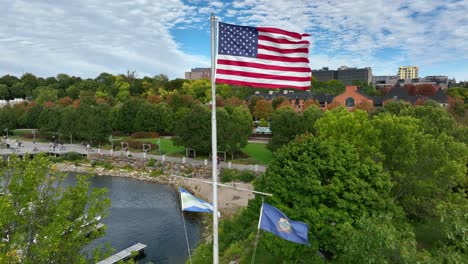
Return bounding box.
[215,22,311,91]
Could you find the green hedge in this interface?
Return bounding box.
[220,168,256,183]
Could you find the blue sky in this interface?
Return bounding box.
[0,0,467,81]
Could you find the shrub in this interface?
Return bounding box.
[91,160,114,170]
[221,169,257,183]
[239,170,255,182]
[220,168,237,182]
[150,168,163,177]
[63,152,83,161]
[130,131,159,139]
[121,164,134,171]
[147,158,156,167]
[182,166,193,175]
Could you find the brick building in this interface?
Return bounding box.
[185,68,211,80]
[331,86,374,109]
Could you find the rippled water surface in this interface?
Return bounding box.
[70,175,202,263]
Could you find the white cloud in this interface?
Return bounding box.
[0,0,209,79]
[228,0,468,79]
[1,0,467,81]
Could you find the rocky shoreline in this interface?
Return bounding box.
[54,160,255,219]
[55,162,185,188]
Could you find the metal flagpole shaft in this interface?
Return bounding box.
[251,197,265,264]
[210,13,219,264]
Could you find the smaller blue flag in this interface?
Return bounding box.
[179,187,213,213]
[259,203,310,245]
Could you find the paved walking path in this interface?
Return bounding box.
[0,139,267,172]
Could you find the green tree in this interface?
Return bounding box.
[20,73,39,97]
[173,104,211,154]
[379,100,413,116]
[371,114,467,220]
[24,103,43,128]
[253,99,273,120]
[0,155,110,263]
[134,102,174,134]
[34,87,59,104]
[65,85,80,99]
[113,76,130,102]
[75,101,112,142]
[431,197,468,261]
[315,107,380,160]
[112,98,143,133]
[302,105,323,134]
[247,95,262,114]
[59,106,77,142]
[271,96,288,109]
[182,79,211,103]
[268,106,305,151]
[0,84,9,99]
[401,104,456,136]
[256,135,396,259]
[217,106,252,158]
[38,106,61,133]
[0,105,16,132]
[335,214,421,263]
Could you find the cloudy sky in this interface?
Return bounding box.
[1,0,467,80]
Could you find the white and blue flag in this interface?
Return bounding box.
[179,187,213,213]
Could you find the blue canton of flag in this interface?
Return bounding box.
[218,23,258,58]
[259,203,310,245]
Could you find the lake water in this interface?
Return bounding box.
[72,175,202,263]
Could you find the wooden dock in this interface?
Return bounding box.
[97,243,147,264]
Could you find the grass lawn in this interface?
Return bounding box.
[108,137,185,156]
[241,143,273,165]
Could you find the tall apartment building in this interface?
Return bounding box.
[398,66,419,79]
[185,67,211,80]
[312,66,372,85]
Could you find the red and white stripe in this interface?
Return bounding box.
[216,26,311,90]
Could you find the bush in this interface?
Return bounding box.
[239,170,255,182]
[130,131,159,139]
[147,158,156,167]
[62,152,83,161]
[182,166,193,175]
[220,169,256,183]
[150,168,163,177]
[91,160,114,170]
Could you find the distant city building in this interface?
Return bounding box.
[421,76,454,89]
[248,84,448,111]
[398,66,419,79]
[312,66,372,85]
[0,98,27,108]
[185,67,211,80]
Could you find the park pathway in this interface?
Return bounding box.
[0,139,267,173]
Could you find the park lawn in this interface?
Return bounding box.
[241,143,273,165]
[117,137,185,155]
[11,129,35,136]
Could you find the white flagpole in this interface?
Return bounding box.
[210,13,219,264]
[251,198,265,264]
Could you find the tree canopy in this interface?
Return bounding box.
[0,155,110,263]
